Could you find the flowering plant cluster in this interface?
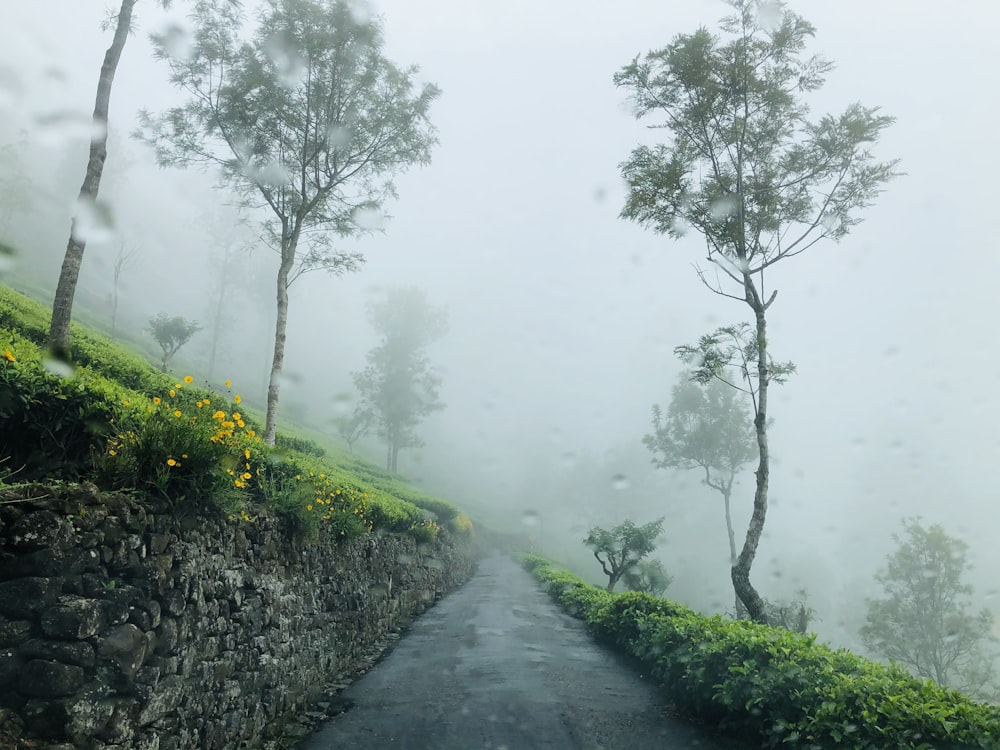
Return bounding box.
[99,377,260,510]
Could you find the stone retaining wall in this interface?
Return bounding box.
[0,483,476,749]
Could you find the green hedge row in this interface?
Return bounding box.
[522,555,1000,750]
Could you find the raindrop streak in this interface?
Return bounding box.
[326,124,353,149]
[755,0,784,29]
[42,357,74,379]
[352,206,386,231]
[71,196,116,245]
[709,195,739,220]
[265,33,307,88]
[158,23,195,62]
[611,473,629,490]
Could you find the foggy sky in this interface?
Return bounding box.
[1,0,998,645]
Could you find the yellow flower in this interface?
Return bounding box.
[241,472,252,480]
[236,419,245,428]
[169,389,176,398]
[232,412,241,420]
[247,430,256,438]
[225,379,232,388]
[307,504,313,511]
[182,454,188,459]
[108,449,117,456]
[152,397,161,405]
[174,410,182,418]
[122,400,130,406]
[234,394,241,404]
[167,458,178,467]
[213,410,225,420]
[244,449,251,459]
[3,349,15,362]
[196,401,203,408]
[175,383,182,389]
[203,397,210,404]
[184,375,193,383]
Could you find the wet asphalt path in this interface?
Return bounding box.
[299,554,753,750]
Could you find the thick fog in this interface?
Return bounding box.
[1,0,998,655]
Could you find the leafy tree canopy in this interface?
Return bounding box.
[584,517,664,592]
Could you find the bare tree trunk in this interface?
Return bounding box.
[722,485,747,619]
[732,290,770,624]
[49,0,136,357]
[263,254,293,446]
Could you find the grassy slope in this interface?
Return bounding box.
[0,283,464,533]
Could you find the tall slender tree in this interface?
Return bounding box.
[48,0,137,358]
[616,0,899,621]
[138,0,439,445]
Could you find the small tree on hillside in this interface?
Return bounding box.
[616,0,899,622]
[353,287,447,472]
[584,517,664,592]
[644,370,756,616]
[861,518,997,696]
[148,313,201,372]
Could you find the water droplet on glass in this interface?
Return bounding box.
[0,243,16,275]
[42,357,74,379]
[709,195,739,220]
[71,196,116,245]
[611,473,629,490]
[346,0,373,24]
[755,1,783,29]
[35,110,105,146]
[157,22,195,62]
[820,213,842,233]
[265,32,307,88]
[242,160,291,187]
[326,124,353,149]
[352,206,385,231]
[522,510,540,528]
[330,392,353,416]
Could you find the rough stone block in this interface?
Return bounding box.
[18,658,85,697]
[0,577,60,619]
[41,595,104,640]
[9,511,73,552]
[0,617,33,647]
[21,638,96,668]
[97,623,150,683]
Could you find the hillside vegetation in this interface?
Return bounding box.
[523,555,1000,750]
[0,285,472,545]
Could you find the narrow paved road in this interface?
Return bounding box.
[300,555,753,750]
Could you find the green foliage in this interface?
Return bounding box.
[583,517,664,592]
[622,559,672,597]
[0,286,174,394]
[273,432,326,459]
[0,332,120,479]
[146,313,201,372]
[0,284,462,543]
[96,380,259,514]
[523,556,1000,749]
[407,519,441,545]
[645,373,756,476]
[862,519,997,697]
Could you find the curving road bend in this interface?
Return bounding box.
[299,554,753,750]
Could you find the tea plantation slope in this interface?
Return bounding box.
[522,555,1000,750]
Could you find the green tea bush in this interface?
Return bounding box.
[523,556,1000,750]
[0,332,122,479]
